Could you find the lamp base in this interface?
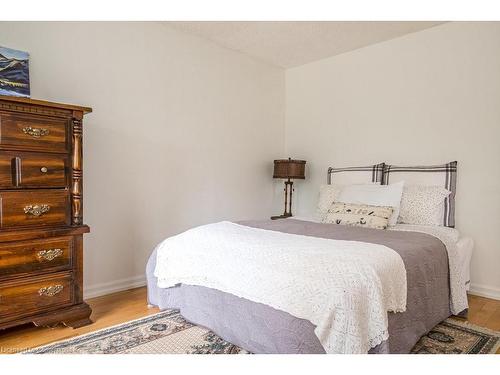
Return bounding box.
[270,214,292,220]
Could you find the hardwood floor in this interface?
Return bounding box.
[0,287,499,354]
[0,287,159,354]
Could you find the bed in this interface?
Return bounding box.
[146,161,473,354]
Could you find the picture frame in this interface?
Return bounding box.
[0,45,30,98]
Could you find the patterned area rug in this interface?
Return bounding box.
[25,310,499,354]
[26,310,248,354]
[411,318,500,354]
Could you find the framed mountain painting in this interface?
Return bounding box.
[0,46,30,97]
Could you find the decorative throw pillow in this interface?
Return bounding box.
[322,202,394,230]
[382,161,457,227]
[398,185,451,226]
[337,181,404,227]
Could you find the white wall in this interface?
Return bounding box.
[0,22,285,297]
[286,22,500,299]
[2,21,498,301]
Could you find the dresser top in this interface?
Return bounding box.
[0,95,92,114]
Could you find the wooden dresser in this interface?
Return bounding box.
[0,96,92,329]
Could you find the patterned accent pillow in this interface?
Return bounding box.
[322,202,394,230]
[382,161,457,227]
[398,185,451,226]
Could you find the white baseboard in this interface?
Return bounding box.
[469,283,500,301]
[84,275,147,299]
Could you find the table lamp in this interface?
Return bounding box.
[272,158,306,220]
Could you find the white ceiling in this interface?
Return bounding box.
[167,21,445,68]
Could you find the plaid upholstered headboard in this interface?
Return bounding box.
[326,163,385,185]
[326,161,457,227]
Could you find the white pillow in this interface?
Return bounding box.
[317,183,380,214]
[398,185,451,226]
[337,181,405,226]
[317,185,343,214]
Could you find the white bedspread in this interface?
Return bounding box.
[154,221,407,353]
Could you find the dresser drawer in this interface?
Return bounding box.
[0,152,67,189]
[0,237,72,279]
[0,112,68,153]
[0,273,73,318]
[0,190,70,229]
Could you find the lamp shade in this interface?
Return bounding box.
[273,158,306,179]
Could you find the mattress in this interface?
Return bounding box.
[457,237,474,290]
[147,218,453,353]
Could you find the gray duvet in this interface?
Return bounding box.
[146,219,451,353]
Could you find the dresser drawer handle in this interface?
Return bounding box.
[38,284,64,297]
[22,126,50,138]
[40,166,48,173]
[37,248,63,261]
[24,204,50,217]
